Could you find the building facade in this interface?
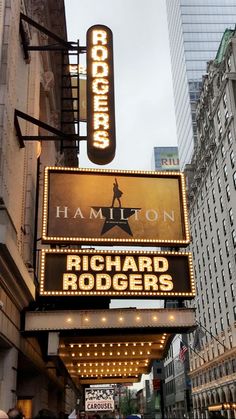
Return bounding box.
[166,0,236,169]
[0,0,78,415]
[186,31,236,418]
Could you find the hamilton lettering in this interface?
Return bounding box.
[55,206,175,222]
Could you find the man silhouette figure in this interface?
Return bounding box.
[111,178,123,207]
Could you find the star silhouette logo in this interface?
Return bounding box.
[92,206,141,236]
[91,178,141,236]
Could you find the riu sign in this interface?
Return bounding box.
[86,25,116,165]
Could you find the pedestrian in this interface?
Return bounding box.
[0,411,8,419]
[34,409,57,419]
[8,408,24,419]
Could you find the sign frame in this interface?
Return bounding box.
[42,167,190,246]
[39,248,195,299]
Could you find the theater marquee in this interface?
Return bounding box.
[42,167,190,246]
[86,25,116,165]
[40,249,195,298]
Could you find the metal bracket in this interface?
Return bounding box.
[17,14,87,152]
[20,13,86,57]
[14,109,86,151]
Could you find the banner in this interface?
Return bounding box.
[40,249,195,298]
[42,167,190,246]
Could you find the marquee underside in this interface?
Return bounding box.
[25,308,196,385]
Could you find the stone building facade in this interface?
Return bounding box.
[186,30,236,419]
[0,0,78,415]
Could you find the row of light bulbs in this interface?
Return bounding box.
[75,361,147,367]
[71,350,153,357]
[69,341,153,348]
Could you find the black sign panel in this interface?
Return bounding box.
[40,249,195,299]
[86,25,116,165]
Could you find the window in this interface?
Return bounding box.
[217,177,222,193]
[225,240,230,257]
[220,196,224,211]
[212,189,215,203]
[221,269,225,287]
[218,296,222,312]
[229,208,234,226]
[208,264,212,279]
[216,229,220,244]
[223,165,228,181]
[230,283,234,300]
[233,172,236,189]
[224,290,228,306]
[204,225,208,239]
[211,237,215,252]
[213,302,216,316]
[234,306,236,321]
[200,233,203,246]
[223,93,227,108]
[214,207,218,222]
[198,217,201,231]
[228,130,232,145]
[232,230,236,247]
[220,317,224,331]
[216,276,219,293]
[208,308,211,323]
[210,283,214,298]
[226,184,230,201]
[219,127,223,140]
[217,109,221,124]
[202,254,205,267]
[219,249,223,265]
[210,169,213,182]
[225,110,229,124]
[213,256,217,272]
[209,216,212,231]
[202,208,206,222]
[221,145,225,158]
[226,311,230,327]
[222,219,227,235]
[230,150,235,168]
[228,261,232,279]
[206,245,210,258]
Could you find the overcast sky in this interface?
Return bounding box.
[64,1,177,314]
[64,0,177,172]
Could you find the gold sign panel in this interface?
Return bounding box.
[40,249,195,298]
[42,167,190,246]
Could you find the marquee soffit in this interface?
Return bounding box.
[24,308,196,385]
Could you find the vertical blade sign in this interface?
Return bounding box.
[86,25,116,165]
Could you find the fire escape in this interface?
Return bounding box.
[15,13,86,153]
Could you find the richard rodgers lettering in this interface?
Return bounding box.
[63,254,174,292]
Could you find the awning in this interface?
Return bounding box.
[24,308,196,385]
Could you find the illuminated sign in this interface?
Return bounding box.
[86,25,115,165]
[42,167,190,246]
[208,403,236,411]
[40,249,195,298]
[85,387,114,412]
